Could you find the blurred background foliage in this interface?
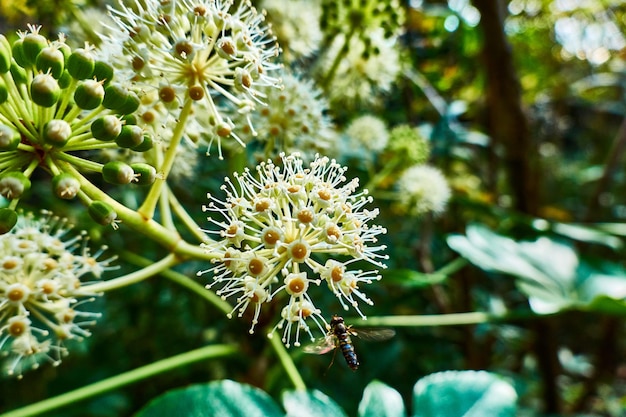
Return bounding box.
[1,0,626,416]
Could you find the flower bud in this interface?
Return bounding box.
[102,83,132,112]
[58,70,72,89]
[130,163,157,185]
[102,161,135,185]
[0,171,31,199]
[130,134,153,152]
[74,79,105,110]
[22,32,48,65]
[52,173,80,199]
[11,38,29,68]
[115,125,144,148]
[43,119,72,147]
[0,34,12,73]
[30,73,60,107]
[67,48,95,79]
[36,45,65,78]
[10,62,27,85]
[118,90,140,115]
[88,200,118,228]
[91,115,122,141]
[0,77,8,104]
[0,124,20,150]
[122,114,137,125]
[93,61,114,86]
[0,208,17,234]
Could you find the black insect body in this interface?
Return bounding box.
[304,315,395,371]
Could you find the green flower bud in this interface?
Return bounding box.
[52,173,80,199]
[0,77,8,104]
[11,38,29,68]
[10,62,27,85]
[130,134,153,152]
[36,45,65,78]
[88,200,118,228]
[118,90,140,115]
[43,119,72,147]
[56,42,72,61]
[0,34,12,73]
[91,115,122,141]
[115,125,144,149]
[22,32,48,65]
[93,61,114,86]
[58,70,72,89]
[0,208,17,234]
[102,83,131,112]
[0,124,20,150]
[74,79,105,110]
[102,161,135,185]
[30,73,61,107]
[122,114,137,125]
[0,171,31,199]
[130,163,157,186]
[67,48,95,79]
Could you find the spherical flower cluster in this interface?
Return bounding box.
[385,124,431,166]
[346,114,389,153]
[0,26,156,229]
[104,0,282,157]
[320,28,402,110]
[198,153,387,347]
[232,71,336,159]
[261,0,323,61]
[395,165,451,216]
[320,0,405,43]
[0,211,115,378]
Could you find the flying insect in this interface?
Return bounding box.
[303,315,395,370]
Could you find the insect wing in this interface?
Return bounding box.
[350,328,396,341]
[303,334,337,355]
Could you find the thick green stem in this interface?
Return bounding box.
[0,344,238,417]
[139,97,194,220]
[269,331,307,391]
[353,311,550,328]
[87,253,178,293]
[122,251,232,315]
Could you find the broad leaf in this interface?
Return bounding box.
[134,380,283,417]
[283,389,347,417]
[358,380,406,417]
[412,371,517,417]
[383,269,448,287]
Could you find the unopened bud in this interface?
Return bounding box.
[91,115,122,141]
[130,163,157,185]
[52,173,80,199]
[74,79,105,110]
[115,125,144,148]
[30,73,61,107]
[36,45,65,78]
[88,200,118,228]
[43,119,72,147]
[102,161,135,185]
[0,124,20,150]
[67,48,95,79]
[0,171,31,199]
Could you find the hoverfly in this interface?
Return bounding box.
[303,315,395,370]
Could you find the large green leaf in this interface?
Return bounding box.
[282,389,347,417]
[358,380,406,417]
[412,371,517,417]
[134,380,284,417]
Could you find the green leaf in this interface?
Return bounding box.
[383,269,448,287]
[412,371,517,417]
[134,380,284,417]
[283,389,347,417]
[358,380,406,417]
[532,219,623,250]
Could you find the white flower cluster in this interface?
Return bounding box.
[0,212,115,378]
[103,0,282,156]
[199,153,387,347]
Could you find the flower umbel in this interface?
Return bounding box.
[199,153,387,347]
[105,0,282,157]
[0,211,116,378]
